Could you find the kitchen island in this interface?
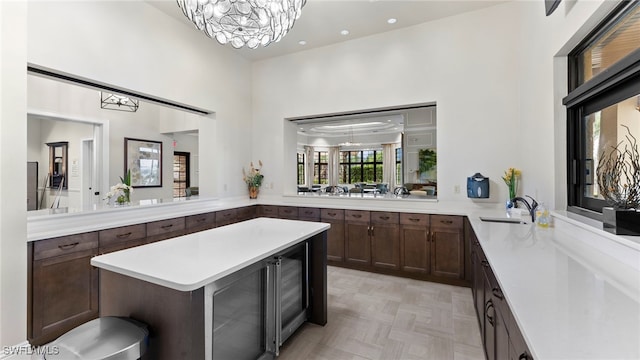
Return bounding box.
[91,217,329,360]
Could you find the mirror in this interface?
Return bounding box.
[47,142,68,189]
[292,104,437,199]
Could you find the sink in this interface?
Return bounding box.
[479,216,528,224]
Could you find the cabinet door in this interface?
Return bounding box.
[430,216,464,278]
[400,225,430,273]
[483,270,496,360]
[325,219,345,263]
[31,249,99,345]
[215,209,238,227]
[147,217,186,243]
[345,222,371,265]
[371,223,400,269]
[473,246,485,336]
[278,206,298,220]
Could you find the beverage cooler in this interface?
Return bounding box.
[205,242,309,360]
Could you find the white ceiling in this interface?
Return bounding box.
[146,0,506,61]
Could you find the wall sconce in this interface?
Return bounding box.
[101,92,139,112]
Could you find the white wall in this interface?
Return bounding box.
[251,0,616,209]
[0,0,28,349]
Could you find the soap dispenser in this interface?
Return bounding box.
[535,202,550,228]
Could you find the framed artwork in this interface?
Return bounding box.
[124,137,162,187]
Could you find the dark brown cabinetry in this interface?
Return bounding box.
[185,212,217,234]
[321,209,345,263]
[236,206,257,222]
[258,205,278,218]
[469,226,533,360]
[215,208,238,227]
[298,207,320,221]
[430,215,464,278]
[399,213,430,273]
[345,210,371,265]
[370,212,400,270]
[146,217,186,243]
[29,232,99,346]
[99,224,147,254]
[278,206,298,220]
[344,210,400,270]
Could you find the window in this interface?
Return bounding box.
[297,152,305,185]
[314,151,328,184]
[339,150,383,183]
[565,2,640,215]
[396,148,403,185]
[173,152,190,198]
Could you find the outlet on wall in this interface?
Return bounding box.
[454,185,460,194]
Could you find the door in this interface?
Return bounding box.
[400,224,430,273]
[371,223,400,269]
[431,227,464,278]
[345,222,371,265]
[27,161,38,210]
[81,138,98,208]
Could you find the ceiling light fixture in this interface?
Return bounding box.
[298,40,307,45]
[176,0,306,49]
[100,92,139,112]
[339,127,362,147]
[387,18,397,24]
[340,29,350,36]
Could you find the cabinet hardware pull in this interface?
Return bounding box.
[380,216,390,220]
[196,218,207,223]
[328,212,336,216]
[116,232,132,239]
[371,226,374,236]
[353,214,362,218]
[485,300,495,326]
[161,224,174,229]
[481,260,489,267]
[492,287,503,300]
[58,242,80,250]
[409,218,420,222]
[518,352,532,360]
[440,220,454,224]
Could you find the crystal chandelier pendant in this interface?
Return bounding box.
[177,0,306,49]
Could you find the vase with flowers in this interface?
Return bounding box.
[243,160,264,199]
[597,125,640,235]
[104,170,134,205]
[502,167,521,211]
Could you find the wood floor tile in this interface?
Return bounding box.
[279,266,485,360]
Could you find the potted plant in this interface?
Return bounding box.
[243,160,264,199]
[104,170,133,205]
[597,125,640,235]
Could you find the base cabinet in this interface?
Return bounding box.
[430,215,464,278]
[345,216,371,265]
[29,233,100,346]
[469,226,533,360]
[321,209,345,263]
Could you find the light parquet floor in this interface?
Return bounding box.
[279,266,485,360]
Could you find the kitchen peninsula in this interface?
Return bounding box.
[91,217,329,360]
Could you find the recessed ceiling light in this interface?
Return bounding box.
[340,30,350,36]
[298,40,307,45]
[387,18,397,24]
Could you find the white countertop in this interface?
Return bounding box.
[91,217,330,292]
[468,212,640,360]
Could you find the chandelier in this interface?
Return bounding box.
[177,0,306,49]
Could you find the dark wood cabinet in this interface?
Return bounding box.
[215,209,237,227]
[29,233,99,346]
[99,224,147,254]
[185,212,217,234]
[258,205,278,218]
[278,206,298,220]
[345,212,371,265]
[299,207,320,221]
[469,225,533,360]
[321,209,345,263]
[236,206,257,222]
[146,217,186,243]
[430,215,464,278]
[370,212,400,270]
[400,213,430,273]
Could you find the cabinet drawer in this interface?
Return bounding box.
[34,232,99,261]
[321,208,344,221]
[259,205,278,218]
[186,212,216,229]
[400,213,430,226]
[278,206,298,219]
[146,217,185,237]
[371,211,399,224]
[431,215,463,229]
[345,210,370,223]
[215,209,237,225]
[99,224,146,248]
[236,206,257,221]
[298,207,320,220]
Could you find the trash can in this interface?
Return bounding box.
[32,317,148,360]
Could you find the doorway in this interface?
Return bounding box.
[173,152,190,198]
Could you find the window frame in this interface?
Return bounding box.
[565,1,640,216]
[339,150,384,184]
[297,152,305,185]
[173,151,190,198]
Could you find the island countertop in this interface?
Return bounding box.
[91,217,330,291]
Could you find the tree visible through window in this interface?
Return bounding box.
[339,150,383,183]
[314,151,328,184]
[297,152,305,185]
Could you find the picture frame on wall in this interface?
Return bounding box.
[125,137,162,187]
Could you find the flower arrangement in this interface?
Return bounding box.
[104,170,134,205]
[597,125,639,210]
[243,161,264,199]
[502,167,521,200]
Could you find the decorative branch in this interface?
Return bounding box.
[597,125,640,209]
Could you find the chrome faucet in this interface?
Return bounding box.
[511,195,539,222]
